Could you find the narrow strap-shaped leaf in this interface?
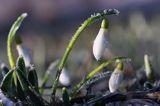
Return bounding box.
[14,65,28,100]
[27,87,48,106]
[28,66,39,93]
[16,56,27,77]
[16,68,47,105]
[62,87,70,106]
[16,78,26,100]
[15,68,29,92]
[0,70,14,97]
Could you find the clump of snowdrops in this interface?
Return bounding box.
[0,9,160,106]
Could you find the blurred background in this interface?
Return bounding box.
[0,0,160,85]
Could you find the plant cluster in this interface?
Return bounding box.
[0,9,160,106]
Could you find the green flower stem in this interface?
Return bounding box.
[7,13,27,69]
[40,71,50,94]
[40,60,59,94]
[70,57,127,99]
[51,9,119,96]
[7,13,27,86]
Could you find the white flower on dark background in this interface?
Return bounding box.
[59,68,71,86]
[109,62,124,93]
[93,19,113,61]
[16,45,32,67]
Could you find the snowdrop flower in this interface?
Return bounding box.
[144,54,154,82]
[109,62,124,93]
[16,45,32,67]
[59,68,71,86]
[93,19,112,61]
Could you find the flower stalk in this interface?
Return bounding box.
[93,19,109,60]
[70,57,127,99]
[109,62,124,92]
[7,13,27,86]
[7,13,27,69]
[51,9,119,96]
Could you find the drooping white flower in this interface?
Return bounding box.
[109,62,124,93]
[59,68,71,86]
[93,19,111,60]
[144,54,154,82]
[16,45,32,67]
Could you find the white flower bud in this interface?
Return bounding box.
[109,63,124,92]
[16,45,32,67]
[144,54,154,82]
[59,68,71,86]
[93,19,110,60]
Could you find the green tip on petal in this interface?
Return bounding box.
[101,19,109,29]
[15,35,22,45]
[144,54,151,70]
[144,54,149,62]
[116,62,124,71]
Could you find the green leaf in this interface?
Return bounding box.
[0,70,14,97]
[7,13,27,69]
[13,73,29,102]
[62,87,70,106]
[27,87,48,106]
[15,68,47,105]
[28,66,39,93]
[16,56,27,76]
[16,78,26,100]
[15,68,29,92]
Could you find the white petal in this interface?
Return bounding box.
[59,68,70,86]
[109,71,123,92]
[93,28,109,60]
[16,45,32,67]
